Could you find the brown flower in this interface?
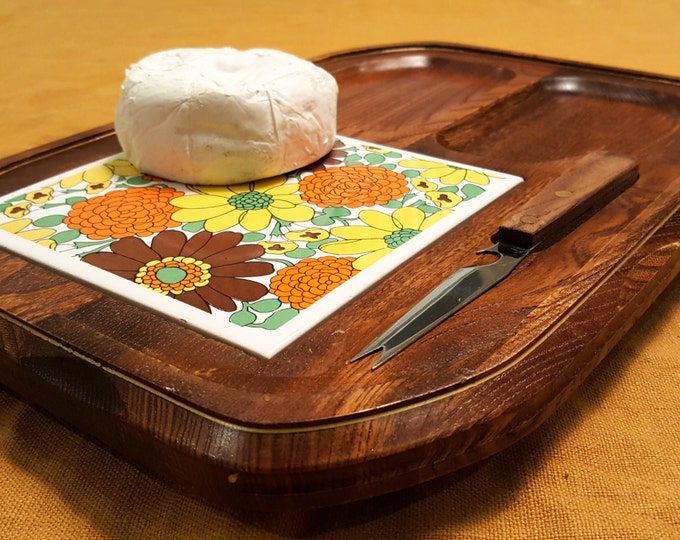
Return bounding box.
[299,165,409,208]
[82,230,273,313]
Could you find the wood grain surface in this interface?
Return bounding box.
[0,43,679,508]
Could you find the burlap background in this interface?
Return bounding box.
[2,2,679,537]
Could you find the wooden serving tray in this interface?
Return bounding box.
[1,43,679,508]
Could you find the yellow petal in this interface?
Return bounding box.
[106,159,139,177]
[254,175,287,192]
[421,209,452,229]
[321,238,386,255]
[59,172,84,189]
[352,247,393,270]
[411,178,437,192]
[439,168,466,185]
[426,190,463,208]
[0,218,30,234]
[270,204,314,223]
[239,208,272,231]
[422,166,457,180]
[358,209,398,232]
[172,205,230,222]
[285,228,330,241]
[329,225,385,240]
[464,170,490,185]
[204,209,244,232]
[271,193,305,205]
[18,227,55,241]
[193,184,239,196]
[398,159,444,169]
[260,241,298,254]
[171,194,231,209]
[82,164,114,184]
[37,238,57,250]
[392,206,426,230]
[264,182,300,196]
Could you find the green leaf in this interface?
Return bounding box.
[364,153,386,165]
[33,215,65,228]
[439,186,460,193]
[344,153,363,164]
[286,247,316,259]
[418,204,443,214]
[182,221,205,233]
[462,184,485,199]
[124,175,150,186]
[258,308,299,330]
[50,229,81,244]
[384,151,402,159]
[306,238,335,250]
[229,308,257,327]
[248,298,282,313]
[65,196,88,205]
[311,215,334,227]
[242,232,266,243]
[323,207,351,218]
[381,199,402,209]
[401,169,421,178]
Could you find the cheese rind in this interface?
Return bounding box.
[114,48,338,185]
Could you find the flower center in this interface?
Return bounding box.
[155,266,188,284]
[136,256,211,295]
[229,191,274,210]
[384,228,420,249]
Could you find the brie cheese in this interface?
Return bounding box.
[114,47,338,185]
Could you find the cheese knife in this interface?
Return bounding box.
[352,151,639,369]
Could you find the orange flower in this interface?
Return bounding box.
[299,165,409,208]
[269,256,359,310]
[64,187,183,240]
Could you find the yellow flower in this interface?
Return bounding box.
[411,178,437,192]
[321,206,450,270]
[426,190,464,209]
[399,159,491,186]
[4,202,31,218]
[171,176,314,232]
[284,228,330,242]
[259,241,299,254]
[59,159,138,189]
[26,187,54,204]
[0,218,56,249]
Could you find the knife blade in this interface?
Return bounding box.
[352,151,639,369]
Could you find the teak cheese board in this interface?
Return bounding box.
[0,43,679,508]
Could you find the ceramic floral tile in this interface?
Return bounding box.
[0,137,523,357]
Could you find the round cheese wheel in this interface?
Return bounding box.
[114,48,338,185]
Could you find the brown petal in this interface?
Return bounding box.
[82,252,142,277]
[110,236,158,263]
[196,285,237,312]
[181,230,212,257]
[208,276,269,303]
[190,231,242,260]
[210,261,273,278]
[150,230,187,258]
[205,243,265,266]
[175,289,211,313]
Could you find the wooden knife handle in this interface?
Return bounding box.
[497,151,639,249]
